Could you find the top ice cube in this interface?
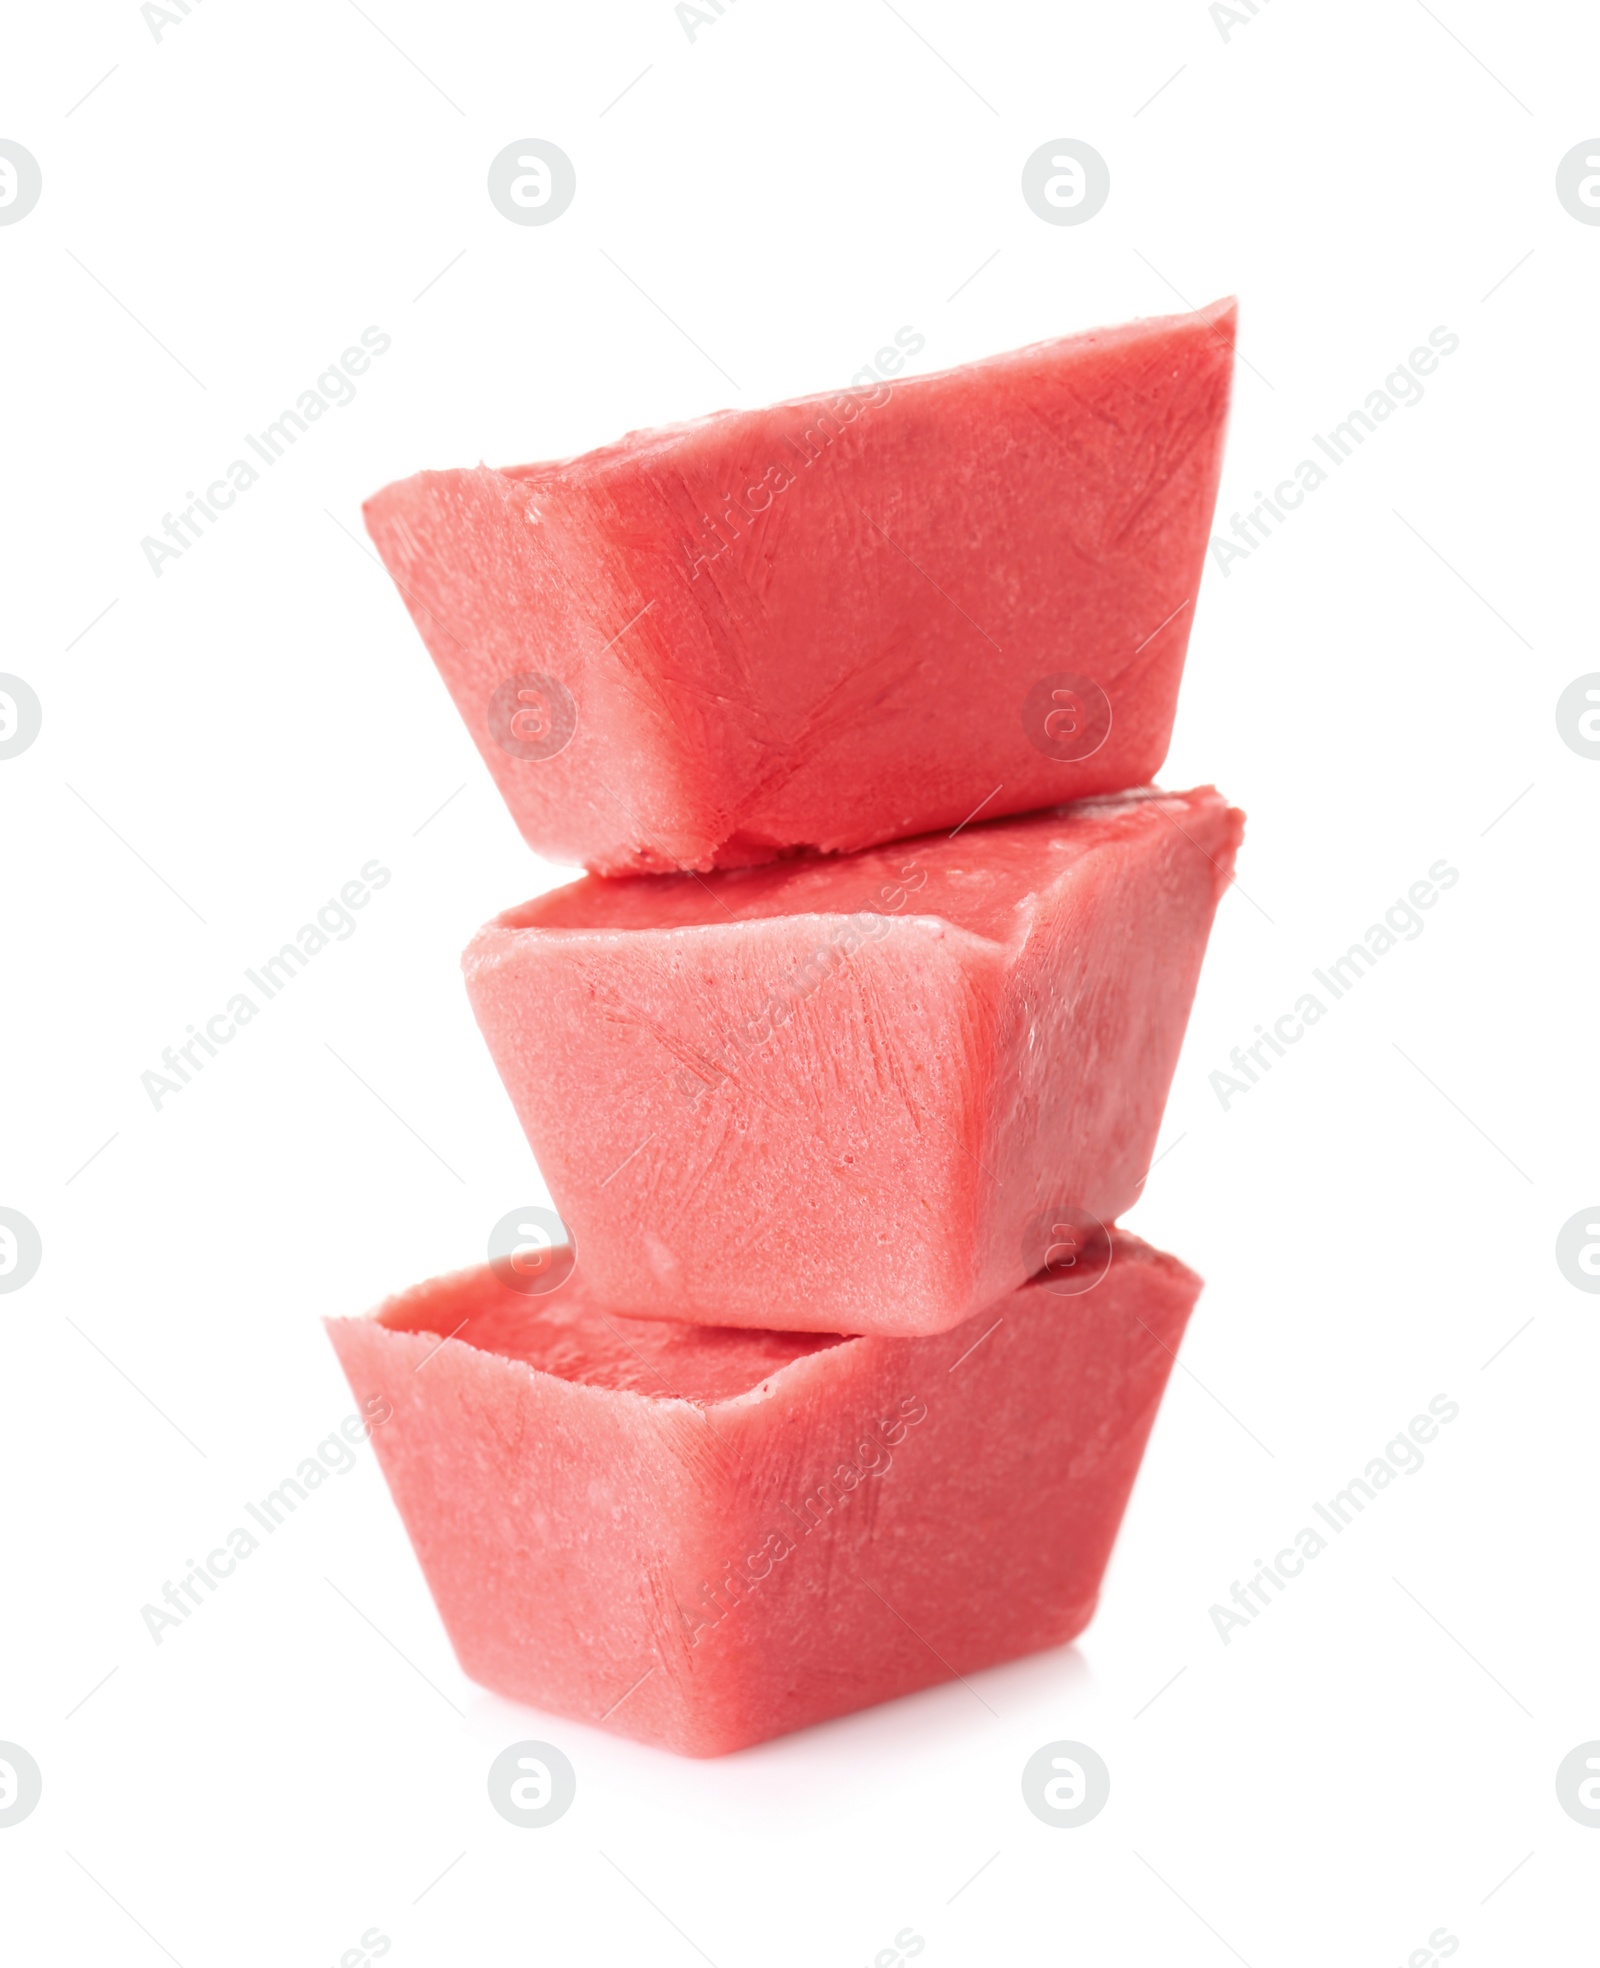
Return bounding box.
[364,301,1237,873]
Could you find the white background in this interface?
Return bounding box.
[3,1,1596,1962]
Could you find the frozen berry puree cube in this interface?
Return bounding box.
[364,302,1236,873]
[463,786,1242,1336]
[326,1230,1200,1756]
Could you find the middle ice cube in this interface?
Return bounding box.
[464,784,1242,1336]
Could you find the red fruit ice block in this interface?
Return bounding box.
[463,785,1242,1337]
[364,301,1236,874]
[326,1230,1200,1756]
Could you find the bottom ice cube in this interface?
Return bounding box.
[326,1230,1199,1756]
